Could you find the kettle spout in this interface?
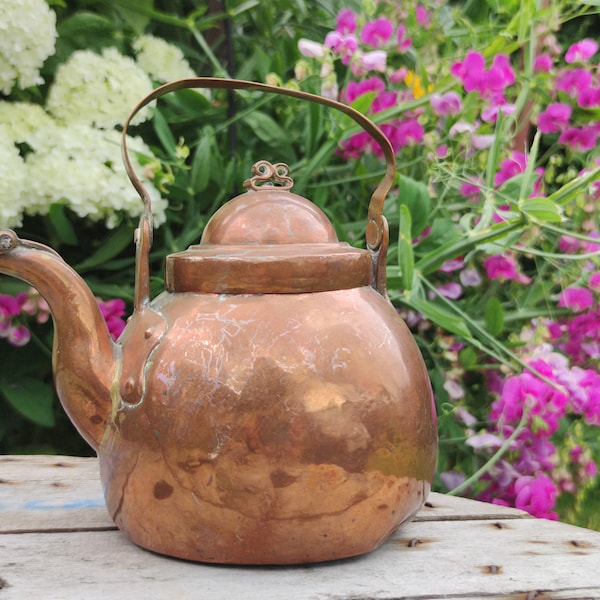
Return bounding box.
[0,230,119,450]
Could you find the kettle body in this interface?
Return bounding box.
[101,285,437,563]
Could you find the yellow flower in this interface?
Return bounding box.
[404,70,432,99]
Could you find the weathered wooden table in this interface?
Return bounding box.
[1,455,600,599]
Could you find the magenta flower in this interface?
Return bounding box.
[360,17,394,48]
[415,5,430,27]
[396,24,412,53]
[537,103,572,134]
[577,86,600,109]
[430,91,462,116]
[590,272,600,290]
[558,286,594,312]
[345,76,385,104]
[7,324,30,347]
[459,179,482,200]
[483,253,530,284]
[392,118,424,148]
[558,126,597,152]
[451,51,514,99]
[556,68,593,97]
[494,151,526,186]
[565,38,599,63]
[336,8,357,35]
[534,54,553,73]
[97,297,127,340]
[514,474,558,519]
[324,31,358,65]
[559,232,600,254]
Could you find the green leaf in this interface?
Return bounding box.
[349,91,376,116]
[110,0,154,33]
[2,378,56,427]
[398,204,414,291]
[153,108,178,156]
[191,129,214,194]
[242,111,295,163]
[459,347,478,369]
[48,203,78,245]
[397,175,431,237]
[408,295,471,338]
[485,297,504,336]
[75,226,135,273]
[520,197,564,223]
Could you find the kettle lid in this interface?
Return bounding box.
[165,161,373,294]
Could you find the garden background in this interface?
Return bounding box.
[1,0,600,529]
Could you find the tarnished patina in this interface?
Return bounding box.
[0,78,437,564]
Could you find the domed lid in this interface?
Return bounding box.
[165,161,373,294]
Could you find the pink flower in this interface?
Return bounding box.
[0,295,20,321]
[360,17,394,48]
[590,272,600,290]
[439,258,465,273]
[97,297,127,340]
[558,126,597,152]
[7,324,30,347]
[415,5,430,27]
[393,118,424,147]
[460,268,482,287]
[451,51,514,99]
[396,24,412,52]
[556,68,593,97]
[494,151,526,186]
[534,54,553,72]
[357,50,387,73]
[436,282,463,299]
[459,180,482,200]
[577,86,600,108]
[324,31,358,65]
[297,38,325,59]
[471,133,495,149]
[345,77,385,103]
[483,253,530,284]
[481,102,516,123]
[559,232,600,254]
[514,474,558,519]
[558,286,594,312]
[430,91,462,116]
[436,144,448,158]
[336,8,357,35]
[537,103,572,133]
[565,38,599,63]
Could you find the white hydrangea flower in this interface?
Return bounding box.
[0,100,55,143]
[0,126,28,228]
[0,0,57,95]
[133,35,196,83]
[46,48,154,129]
[24,123,167,228]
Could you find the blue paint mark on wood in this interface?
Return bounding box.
[23,498,105,510]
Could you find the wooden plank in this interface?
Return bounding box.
[0,456,529,534]
[0,455,114,533]
[1,517,599,599]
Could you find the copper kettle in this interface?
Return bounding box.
[0,78,437,564]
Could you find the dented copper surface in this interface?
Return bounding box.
[0,78,437,564]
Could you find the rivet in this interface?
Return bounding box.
[124,377,135,393]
